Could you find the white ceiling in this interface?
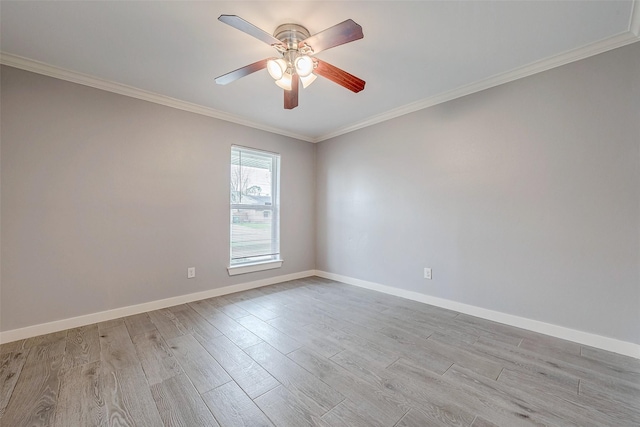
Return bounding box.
[1,1,638,142]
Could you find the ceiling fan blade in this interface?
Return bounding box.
[215,58,271,85]
[284,74,299,109]
[218,15,283,47]
[314,60,365,93]
[299,19,363,54]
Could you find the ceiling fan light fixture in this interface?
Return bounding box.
[275,72,293,90]
[294,55,314,77]
[267,58,287,80]
[300,72,317,89]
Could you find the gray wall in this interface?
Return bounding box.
[1,65,316,331]
[316,43,640,344]
[2,43,639,345]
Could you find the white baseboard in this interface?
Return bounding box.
[4,268,638,360]
[0,270,315,344]
[314,270,640,360]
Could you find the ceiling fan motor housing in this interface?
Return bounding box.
[273,24,315,76]
[273,23,311,50]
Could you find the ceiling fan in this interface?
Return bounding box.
[214,15,366,110]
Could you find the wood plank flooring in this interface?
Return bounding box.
[1,276,639,426]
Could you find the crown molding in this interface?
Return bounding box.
[314,30,640,142]
[631,0,640,36]
[3,13,639,145]
[0,52,314,143]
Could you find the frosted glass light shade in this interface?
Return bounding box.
[275,72,292,90]
[267,58,287,80]
[294,55,314,77]
[300,73,317,88]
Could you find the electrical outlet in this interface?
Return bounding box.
[424,268,432,280]
[187,267,196,279]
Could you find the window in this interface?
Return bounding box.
[228,146,281,275]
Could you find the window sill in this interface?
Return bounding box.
[227,259,283,276]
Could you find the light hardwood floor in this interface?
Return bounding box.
[1,276,639,426]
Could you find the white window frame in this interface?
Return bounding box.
[227,146,282,276]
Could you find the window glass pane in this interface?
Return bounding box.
[230,146,280,266]
[231,148,273,206]
[231,208,276,262]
